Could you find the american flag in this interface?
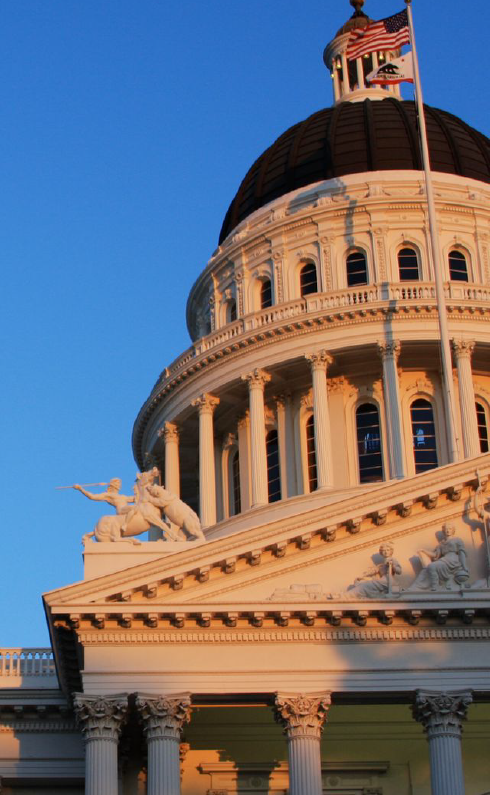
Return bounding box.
[346,10,410,61]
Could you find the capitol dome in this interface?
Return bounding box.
[219,99,490,244]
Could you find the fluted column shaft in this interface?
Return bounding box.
[305,352,333,490]
[156,422,181,539]
[74,694,128,795]
[378,340,405,479]
[413,690,472,795]
[242,369,271,507]
[136,693,191,795]
[275,692,331,795]
[192,394,219,527]
[452,340,480,459]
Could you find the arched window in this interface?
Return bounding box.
[411,398,438,473]
[266,430,281,502]
[448,250,469,282]
[231,450,241,515]
[356,403,383,483]
[260,279,273,309]
[300,263,318,296]
[227,299,237,322]
[305,415,317,492]
[346,250,368,287]
[398,247,419,281]
[476,402,489,453]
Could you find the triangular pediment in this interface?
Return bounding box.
[44,457,490,618]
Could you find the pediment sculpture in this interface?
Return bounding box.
[407,523,469,592]
[73,467,204,544]
[327,542,402,600]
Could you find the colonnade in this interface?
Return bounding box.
[156,338,481,527]
[74,689,473,795]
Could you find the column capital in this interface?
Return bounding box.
[451,338,475,360]
[136,693,192,741]
[192,393,220,415]
[157,421,179,442]
[413,690,472,738]
[305,350,333,372]
[377,340,401,361]
[242,369,271,390]
[73,693,128,742]
[274,692,332,738]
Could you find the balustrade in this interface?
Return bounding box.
[0,648,56,678]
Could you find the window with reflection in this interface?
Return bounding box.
[448,250,469,282]
[346,250,368,286]
[260,279,272,309]
[411,398,438,473]
[356,403,383,483]
[300,263,318,296]
[266,430,281,503]
[476,402,489,453]
[305,415,317,492]
[398,247,420,281]
[231,450,241,515]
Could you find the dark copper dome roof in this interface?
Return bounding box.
[219,98,490,244]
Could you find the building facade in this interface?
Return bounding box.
[2,2,490,793]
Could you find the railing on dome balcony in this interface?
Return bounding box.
[0,648,56,678]
[156,281,490,389]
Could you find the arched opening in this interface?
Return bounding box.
[260,278,273,309]
[266,430,281,502]
[346,250,368,287]
[476,402,489,453]
[398,247,420,281]
[356,403,383,483]
[300,263,318,296]
[448,250,469,282]
[411,398,438,473]
[231,449,241,515]
[305,415,317,492]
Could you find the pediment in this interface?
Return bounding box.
[44,459,490,623]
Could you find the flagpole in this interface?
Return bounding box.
[405,0,459,464]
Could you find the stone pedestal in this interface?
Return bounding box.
[73,694,128,795]
[242,369,271,507]
[305,352,333,490]
[413,690,472,795]
[378,340,405,478]
[451,340,480,459]
[136,693,192,795]
[275,692,331,795]
[192,394,220,527]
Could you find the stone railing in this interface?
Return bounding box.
[153,281,490,392]
[0,648,56,678]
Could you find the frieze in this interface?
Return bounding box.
[0,720,78,733]
[76,626,490,644]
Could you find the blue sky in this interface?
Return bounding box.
[1,0,488,647]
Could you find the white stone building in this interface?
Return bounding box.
[2,2,490,793]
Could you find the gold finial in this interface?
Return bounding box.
[350,0,365,12]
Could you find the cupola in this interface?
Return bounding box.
[323,0,403,104]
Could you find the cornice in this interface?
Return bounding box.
[133,296,490,466]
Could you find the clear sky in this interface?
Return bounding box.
[1,0,488,647]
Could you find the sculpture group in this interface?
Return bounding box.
[74,467,205,543]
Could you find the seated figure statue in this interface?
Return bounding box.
[345,542,402,598]
[409,523,469,591]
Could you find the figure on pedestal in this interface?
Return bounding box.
[408,523,469,591]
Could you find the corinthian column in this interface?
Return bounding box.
[73,694,128,795]
[275,692,331,795]
[305,352,333,490]
[136,693,192,795]
[192,394,220,527]
[242,369,271,507]
[413,690,472,795]
[377,340,405,479]
[451,340,480,459]
[156,422,181,539]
